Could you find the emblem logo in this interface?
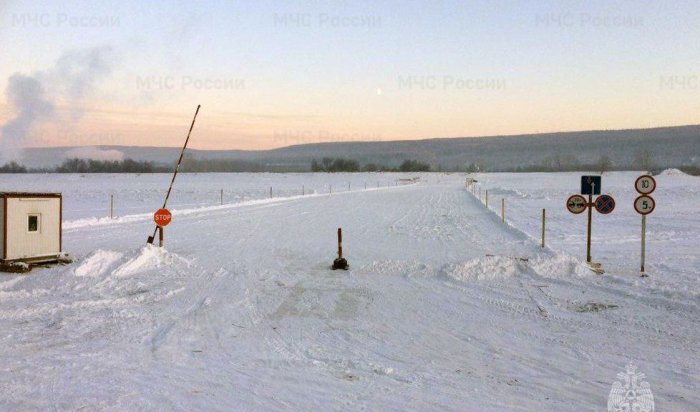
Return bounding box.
[608,362,654,412]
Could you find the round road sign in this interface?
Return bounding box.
[566,194,587,214]
[154,208,172,227]
[594,195,616,214]
[635,175,656,195]
[634,195,655,215]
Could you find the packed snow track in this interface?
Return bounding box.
[0,174,697,411]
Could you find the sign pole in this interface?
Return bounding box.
[159,226,164,248]
[641,215,646,273]
[586,192,593,263]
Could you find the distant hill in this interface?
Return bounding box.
[21,125,700,172]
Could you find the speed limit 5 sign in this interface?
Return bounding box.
[634,195,655,215]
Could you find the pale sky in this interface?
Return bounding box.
[1,0,699,150]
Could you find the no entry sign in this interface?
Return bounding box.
[154,208,172,227]
[634,195,656,215]
[566,195,587,214]
[594,195,616,214]
[635,175,656,195]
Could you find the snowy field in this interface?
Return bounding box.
[0,172,698,410]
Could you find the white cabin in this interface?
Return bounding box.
[1,192,62,263]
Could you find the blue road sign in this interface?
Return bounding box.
[581,176,601,195]
[595,194,616,214]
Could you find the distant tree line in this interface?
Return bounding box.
[55,158,170,173]
[311,157,431,172]
[0,157,271,173]
[0,158,169,173]
[470,150,699,175]
[1,150,697,175]
[180,156,267,172]
[0,162,27,173]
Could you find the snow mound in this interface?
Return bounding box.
[529,254,593,278]
[658,168,688,176]
[74,250,123,277]
[441,254,593,282]
[359,260,432,278]
[441,256,528,281]
[63,214,148,229]
[113,245,190,277]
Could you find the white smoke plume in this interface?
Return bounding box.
[0,46,114,164]
[0,74,55,162]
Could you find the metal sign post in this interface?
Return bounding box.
[587,190,593,263]
[634,175,657,275]
[641,215,646,273]
[567,176,615,268]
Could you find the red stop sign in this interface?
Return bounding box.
[154,208,172,227]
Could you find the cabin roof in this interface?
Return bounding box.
[0,192,61,198]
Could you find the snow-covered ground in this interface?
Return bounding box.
[0,172,697,410]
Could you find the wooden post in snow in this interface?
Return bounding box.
[110,194,114,219]
[541,209,546,248]
[501,199,505,223]
[485,190,489,208]
[220,189,223,205]
[331,227,349,270]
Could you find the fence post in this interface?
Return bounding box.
[110,194,114,219]
[501,199,505,223]
[485,190,489,208]
[541,209,546,248]
[270,187,273,198]
[220,189,223,205]
[302,185,305,196]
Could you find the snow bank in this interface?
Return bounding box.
[74,250,124,277]
[440,254,593,282]
[441,256,527,281]
[658,168,688,176]
[529,254,594,278]
[113,245,191,277]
